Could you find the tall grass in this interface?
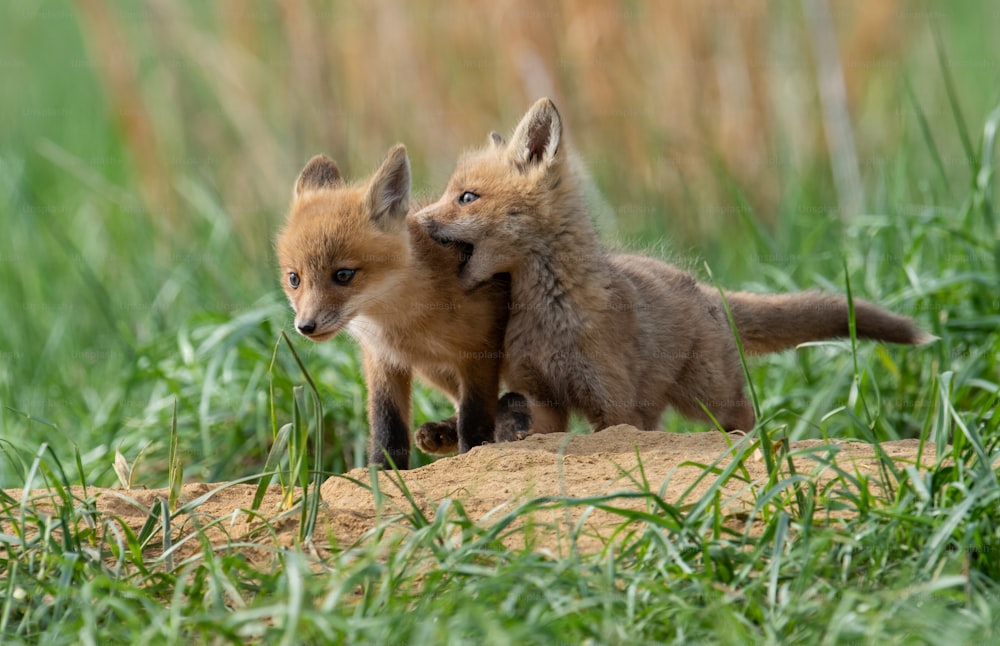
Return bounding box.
[1,2,999,642]
[3,1,997,484]
[2,400,998,643]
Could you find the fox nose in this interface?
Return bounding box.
[415,207,437,227]
[297,319,317,335]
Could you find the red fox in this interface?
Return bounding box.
[275,145,517,468]
[416,98,935,437]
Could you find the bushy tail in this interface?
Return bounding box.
[721,291,936,355]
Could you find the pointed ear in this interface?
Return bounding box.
[507,98,562,170]
[295,155,342,197]
[489,131,506,148]
[364,144,410,224]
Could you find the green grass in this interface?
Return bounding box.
[2,2,1000,643]
[3,420,999,643]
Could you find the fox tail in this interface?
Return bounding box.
[721,291,936,355]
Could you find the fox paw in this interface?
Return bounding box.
[415,418,459,455]
[495,392,532,443]
[495,423,529,443]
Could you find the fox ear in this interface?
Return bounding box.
[365,144,410,225]
[507,98,562,170]
[489,131,506,148]
[295,155,342,197]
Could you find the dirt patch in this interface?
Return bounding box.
[321,426,937,553]
[5,427,938,566]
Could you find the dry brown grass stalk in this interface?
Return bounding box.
[74,0,906,257]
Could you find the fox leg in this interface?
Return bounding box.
[362,348,412,469]
[577,367,647,431]
[413,357,504,455]
[416,390,531,452]
[495,392,532,442]
[580,387,647,431]
[704,369,756,433]
[586,408,647,431]
[672,378,755,433]
[524,396,569,434]
[504,366,569,435]
[455,366,500,453]
[713,395,755,433]
[413,367,461,455]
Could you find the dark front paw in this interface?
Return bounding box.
[415,417,460,455]
[495,392,532,442]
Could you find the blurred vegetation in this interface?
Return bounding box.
[0,0,998,487]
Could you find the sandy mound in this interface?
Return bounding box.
[6,427,938,565]
[321,426,936,553]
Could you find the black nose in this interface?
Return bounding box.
[297,320,317,335]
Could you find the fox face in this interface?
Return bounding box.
[276,146,411,341]
[416,98,567,290]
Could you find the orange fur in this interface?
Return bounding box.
[276,146,512,468]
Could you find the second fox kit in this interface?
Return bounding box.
[276,145,513,468]
[417,98,933,436]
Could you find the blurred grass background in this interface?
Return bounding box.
[1,0,997,487]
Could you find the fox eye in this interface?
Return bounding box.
[288,272,300,289]
[333,268,356,285]
[457,191,479,206]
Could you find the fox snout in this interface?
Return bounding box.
[296,318,318,336]
[419,216,452,245]
[414,206,452,242]
[292,308,326,340]
[292,312,342,342]
[286,294,346,342]
[416,208,475,259]
[416,205,478,252]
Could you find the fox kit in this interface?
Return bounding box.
[276,145,514,468]
[416,98,934,437]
